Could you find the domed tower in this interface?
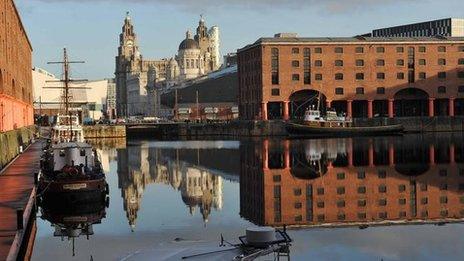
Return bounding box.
[177,31,202,80]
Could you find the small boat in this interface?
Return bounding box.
[286,108,404,137]
[38,141,108,205]
[37,48,108,205]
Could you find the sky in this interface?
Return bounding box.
[14,0,464,80]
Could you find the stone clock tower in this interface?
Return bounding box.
[115,12,139,117]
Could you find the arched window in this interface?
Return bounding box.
[458,58,464,65]
[438,86,446,93]
[335,73,344,80]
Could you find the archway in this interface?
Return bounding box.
[394,88,429,117]
[289,90,327,119]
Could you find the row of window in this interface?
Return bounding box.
[291,58,464,68]
[311,209,457,222]
[285,71,464,83]
[313,195,453,209]
[289,46,464,55]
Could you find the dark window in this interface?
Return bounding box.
[317,201,325,208]
[378,199,387,206]
[440,210,448,217]
[337,172,345,180]
[459,58,464,65]
[292,48,299,54]
[399,211,407,218]
[356,59,364,66]
[419,59,426,65]
[459,46,464,52]
[356,73,364,80]
[271,88,280,96]
[315,60,323,67]
[295,215,303,221]
[80,149,86,157]
[272,72,279,85]
[315,74,323,81]
[357,171,365,179]
[335,73,344,80]
[397,72,405,79]
[304,59,310,69]
[317,214,325,221]
[358,213,366,219]
[337,187,345,195]
[358,199,367,207]
[337,200,345,208]
[335,88,344,95]
[377,72,385,79]
[458,71,464,78]
[459,86,464,93]
[304,48,310,57]
[377,47,385,53]
[397,47,404,53]
[335,60,344,66]
[294,188,302,196]
[397,59,404,66]
[377,87,385,94]
[337,214,346,221]
[292,74,300,81]
[358,186,366,194]
[438,72,447,79]
[304,72,311,84]
[294,202,302,209]
[438,86,446,93]
[440,183,448,191]
[314,47,322,54]
[438,59,446,65]
[419,72,426,79]
[399,198,406,205]
[335,47,343,53]
[398,185,406,192]
[438,46,446,52]
[379,185,387,193]
[379,210,391,219]
[356,87,364,95]
[378,170,386,179]
[273,175,281,182]
[355,47,364,53]
[317,188,324,195]
[292,60,300,67]
[419,46,426,53]
[377,59,385,66]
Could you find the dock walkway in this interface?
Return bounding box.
[0,140,43,260]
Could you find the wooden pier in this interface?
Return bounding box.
[0,140,43,261]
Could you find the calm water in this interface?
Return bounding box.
[33,134,464,260]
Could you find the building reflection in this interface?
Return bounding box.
[240,134,464,228]
[117,142,223,230]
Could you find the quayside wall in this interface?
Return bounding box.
[0,126,36,170]
[126,116,464,139]
[83,125,126,139]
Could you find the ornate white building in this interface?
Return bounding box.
[115,13,221,117]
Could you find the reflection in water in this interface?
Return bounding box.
[39,199,108,257]
[240,134,464,228]
[117,142,235,230]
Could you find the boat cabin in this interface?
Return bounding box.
[51,142,96,172]
[52,115,84,143]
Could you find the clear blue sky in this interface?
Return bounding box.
[15,0,464,80]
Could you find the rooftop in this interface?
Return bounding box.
[238,35,464,52]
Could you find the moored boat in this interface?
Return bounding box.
[286,108,404,137]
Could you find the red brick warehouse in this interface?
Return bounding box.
[0,0,34,132]
[237,34,464,121]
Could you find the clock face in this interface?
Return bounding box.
[126,40,133,47]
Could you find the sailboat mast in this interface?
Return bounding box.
[63,48,70,116]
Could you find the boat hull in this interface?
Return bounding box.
[38,178,108,205]
[286,122,404,138]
